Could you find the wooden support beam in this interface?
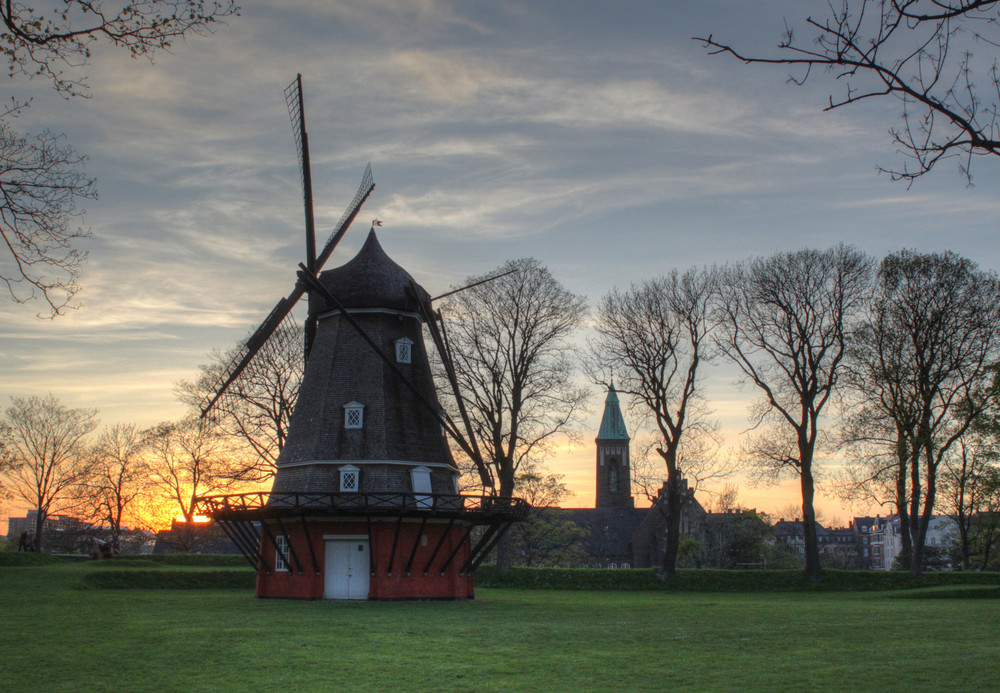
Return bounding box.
[386,516,403,576]
[423,518,454,576]
[460,523,500,575]
[469,520,514,573]
[259,521,291,576]
[405,517,428,576]
[274,516,305,575]
[299,515,321,575]
[232,519,268,575]
[440,524,474,575]
[216,520,259,570]
[366,516,375,576]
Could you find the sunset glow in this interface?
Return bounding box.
[2,2,996,534]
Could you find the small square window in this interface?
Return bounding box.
[395,337,413,364]
[344,401,364,429]
[340,465,359,492]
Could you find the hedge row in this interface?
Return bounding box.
[0,552,64,567]
[82,568,256,590]
[1,552,249,568]
[473,566,1000,592]
[118,553,249,567]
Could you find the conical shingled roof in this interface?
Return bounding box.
[596,384,630,441]
[317,229,429,313]
[270,228,456,497]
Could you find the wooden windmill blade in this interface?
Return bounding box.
[285,74,317,274]
[200,75,376,419]
[199,162,375,418]
[315,162,374,270]
[284,76,375,358]
[285,74,319,356]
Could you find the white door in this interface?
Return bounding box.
[324,539,370,600]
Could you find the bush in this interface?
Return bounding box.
[120,553,249,567]
[473,566,1000,592]
[91,559,162,568]
[0,552,63,567]
[82,568,255,590]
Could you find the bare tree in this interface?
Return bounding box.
[843,249,1000,575]
[2,1,239,97]
[697,1,1000,184]
[716,245,873,582]
[0,116,96,315]
[144,416,238,550]
[438,258,588,571]
[590,268,722,580]
[178,321,302,482]
[503,462,589,567]
[0,394,98,551]
[78,423,148,545]
[1,1,238,316]
[939,435,996,569]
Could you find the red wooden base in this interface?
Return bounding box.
[255,517,475,600]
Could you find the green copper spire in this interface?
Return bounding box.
[596,384,629,441]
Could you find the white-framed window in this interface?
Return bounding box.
[394,337,413,364]
[621,562,631,569]
[411,465,432,508]
[609,562,618,569]
[344,401,364,429]
[340,464,360,492]
[275,534,290,572]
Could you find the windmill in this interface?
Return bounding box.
[196,76,526,601]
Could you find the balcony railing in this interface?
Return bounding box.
[196,491,529,523]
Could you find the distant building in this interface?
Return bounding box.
[869,514,958,570]
[153,519,242,555]
[555,385,706,569]
[851,516,880,570]
[6,510,98,553]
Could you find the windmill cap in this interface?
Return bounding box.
[318,229,429,313]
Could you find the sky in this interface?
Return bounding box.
[2,1,999,528]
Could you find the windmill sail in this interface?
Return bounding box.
[200,159,375,418]
[316,163,374,269]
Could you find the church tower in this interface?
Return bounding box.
[595,384,633,508]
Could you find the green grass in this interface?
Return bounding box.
[2,563,998,692]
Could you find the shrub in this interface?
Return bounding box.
[120,553,249,567]
[0,552,63,567]
[473,566,1000,592]
[82,568,255,590]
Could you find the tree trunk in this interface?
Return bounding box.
[32,508,46,553]
[800,462,823,582]
[656,448,682,581]
[657,494,681,580]
[495,468,516,574]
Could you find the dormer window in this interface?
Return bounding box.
[395,337,413,364]
[344,401,364,429]
[340,464,360,492]
[411,465,432,508]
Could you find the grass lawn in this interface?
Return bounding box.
[1,562,997,692]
